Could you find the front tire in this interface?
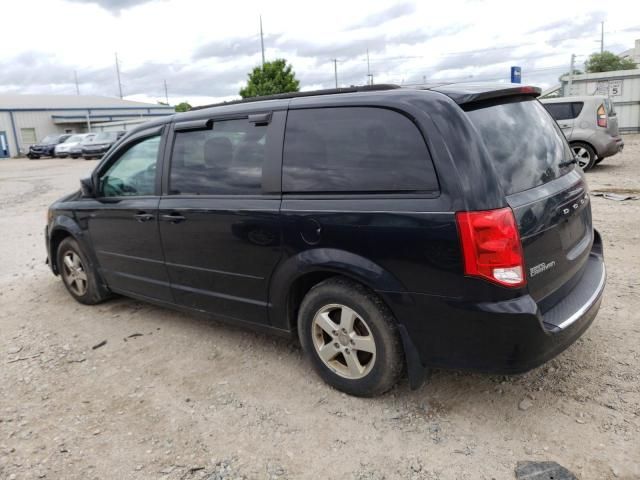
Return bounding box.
[56,237,109,305]
[298,277,404,397]
[571,142,597,171]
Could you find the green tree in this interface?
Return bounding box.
[239,59,300,98]
[585,51,637,73]
[175,102,192,112]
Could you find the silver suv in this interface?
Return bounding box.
[541,95,624,170]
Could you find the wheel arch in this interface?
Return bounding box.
[48,215,97,275]
[268,248,408,333]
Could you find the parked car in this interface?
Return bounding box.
[70,135,99,159]
[27,134,72,159]
[45,84,606,397]
[54,133,96,158]
[81,131,126,160]
[540,95,624,170]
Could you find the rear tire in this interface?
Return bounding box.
[56,237,110,305]
[571,142,597,171]
[298,277,404,397]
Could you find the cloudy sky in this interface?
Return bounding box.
[1,0,638,106]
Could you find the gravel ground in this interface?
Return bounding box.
[0,138,639,480]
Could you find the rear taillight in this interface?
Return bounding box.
[597,104,607,128]
[455,207,526,288]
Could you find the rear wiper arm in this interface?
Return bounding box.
[559,158,577,168]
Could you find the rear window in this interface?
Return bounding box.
[282,107,438,193]
[466,98,573,195]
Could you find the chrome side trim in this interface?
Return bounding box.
[556,261,606,330]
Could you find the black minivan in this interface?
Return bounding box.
[45,84,606,397]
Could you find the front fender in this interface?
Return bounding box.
[48,214,97,274]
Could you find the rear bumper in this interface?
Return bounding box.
[387,230,605,375]
[598,135,624,159]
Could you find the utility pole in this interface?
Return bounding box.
[366,49,371,85]
[567,53,575,97]
[600,21,604,54]
[259,15,265,67]
[333,59,338,88]
[115,52,123,99]
[163,79,169,105]
[74,70,80,95]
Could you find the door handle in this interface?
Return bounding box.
[160,213,186,223]
[133,212,154,222]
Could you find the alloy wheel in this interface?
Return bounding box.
[571,145,592,169]
[311,304,377,380]
[62,251,88,296]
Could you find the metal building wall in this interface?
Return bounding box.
[0,112,17,158]
[562,69,640,132]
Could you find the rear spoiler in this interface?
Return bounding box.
[428,83,541,106]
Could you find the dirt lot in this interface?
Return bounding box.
[0,139,639,480]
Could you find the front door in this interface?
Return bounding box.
[0,132,9,158]
[87,128,173,302]
[158,112,285,326]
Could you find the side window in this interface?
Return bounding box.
[99,135,160,197]
[170,118,268,195]
[282,107,438,193]
[544,103,574,121]
[571,102,584,118]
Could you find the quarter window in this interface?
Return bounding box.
[170,119,268,195]
[100,135,160,197]
[282,107,438,193]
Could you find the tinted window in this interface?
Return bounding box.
[170,119,268,195]
[466,99,573,195]
[282,107,438,193]
[100,135,160,197]
[544,102,571,120]
[544,102,583,120]
[571,102,584,117]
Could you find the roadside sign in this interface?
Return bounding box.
[511,66,521,84]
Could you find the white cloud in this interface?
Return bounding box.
[1,0,639,105]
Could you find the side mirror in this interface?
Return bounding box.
[80,176,95,198]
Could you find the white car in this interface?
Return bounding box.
[54,133,96,158]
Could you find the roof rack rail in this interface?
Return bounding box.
[191,84,401,111]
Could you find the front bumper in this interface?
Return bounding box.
[388,230,605,375]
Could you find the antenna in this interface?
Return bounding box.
[259,15,266,67]
[163,79,169,105]
[333,59,338,88]
[115,52,123,99]
[74,70,80,95]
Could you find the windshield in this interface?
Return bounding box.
[41,135,59,144]
[65,135,84,143]
[465,98,573,195]
[93,132,118,142]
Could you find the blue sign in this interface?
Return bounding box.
[511,66,522,84]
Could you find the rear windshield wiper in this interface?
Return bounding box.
[559,158,577,168]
